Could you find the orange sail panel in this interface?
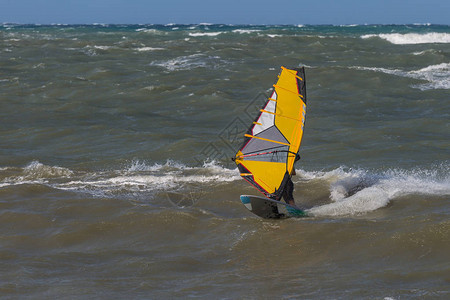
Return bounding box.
[234,66,307,200]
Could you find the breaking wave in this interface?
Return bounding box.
[135,28,167,35]
[361,32,450,44]
[0,161,73,188]
[1,161,448,216]
[188,32,223,37]
[351,63,450,90]
[299,165,450,217]
[0,160,240,197]
[135,47,165,52]
[231,29,262,34]
[149,53,230,71]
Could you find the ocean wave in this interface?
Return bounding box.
[351,63,450,90]
[23,161,74,178]
[52,160,240,200]
[81,45,110,56]
[0,77,19,82]
[361,32,450,44]
[300,165,450,217]
[189,29,266,37]
[267,34,283,38]
[231,29,261,34]
[0,161,73,188]
[135,28,167,35]
[412,49,440,56]
[149,53,230,71]
[0,160,240,198]
[1,161,449,215]
[188,32,223,37]
[135,47,165,52]
[92,45,113,51]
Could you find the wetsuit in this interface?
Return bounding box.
[282,176,294,203]
[282,153,300,204]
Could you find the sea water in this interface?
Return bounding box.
[0,24,449,298]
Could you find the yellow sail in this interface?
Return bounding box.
[234,66,306,200]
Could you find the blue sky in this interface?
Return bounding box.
[1,0,449,25]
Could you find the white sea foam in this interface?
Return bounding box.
[23,161,73,178]
[135,28,166,35]
[409,63,450,90]
[361,32,450,44]
[0,161,74,188]
[135,47,165,52]
[301,166,450,217]
[93,45,112,50]
[412,49,436,56]
[52,160,240,199]
[126,159,193,172]
[267,34,283,38]
[188,32,223,37]
[150,53,228,71]
[1,161,449,215]
[232,29,261,34]
[0,160,238,201]
[351,63,450,90]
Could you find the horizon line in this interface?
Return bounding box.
[1,22,448,27]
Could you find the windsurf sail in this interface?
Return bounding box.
[233,66,307,200]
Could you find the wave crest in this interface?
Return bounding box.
[351,63,450,90]
[149,53,230,71]
[1,161,448,216]
[362,32,450,44]
[23,161,74,178]
[301,165,450,217]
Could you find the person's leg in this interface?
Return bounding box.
[282,178,295,206]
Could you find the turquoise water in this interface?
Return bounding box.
[1,24,449,298]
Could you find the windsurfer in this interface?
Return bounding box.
[233,66,307,217]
